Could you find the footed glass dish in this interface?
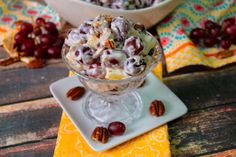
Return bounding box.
[62,33,162,125]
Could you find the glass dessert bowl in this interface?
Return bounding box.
[62,15,162,124]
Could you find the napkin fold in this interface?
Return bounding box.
[157,0,236,73]
[54,64,171,157]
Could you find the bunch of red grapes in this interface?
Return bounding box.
[14,17,64,59]
[189,17,236,50]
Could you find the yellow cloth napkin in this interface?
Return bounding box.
[157,0,236,73]
[54,63,171,157]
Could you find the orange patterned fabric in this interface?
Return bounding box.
[54,63,171,157]
[157,0,236,72]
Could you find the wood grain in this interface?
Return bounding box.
[202,149,236,157]
[163,65,236,111]
[0,47,10,59]
[0,62,67,106]
[0,139,56,157]
[169,103,236,157]
[0,98,62,148]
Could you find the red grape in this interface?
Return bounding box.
[111,16,129,41]
[14,32,27,44]
[225,25,236,37]
[51,29,59,37]
[209,27,221,38]
[75,45,95,65]
[34,47,46,59]
[204,20,218,30]
[36,17,46,26]
[203,37,217,47]
[34,26,42,36]
[21,38,35,56]
[40,34,56,46]
[191,38,200,45]
[45,22,56,31]
[53,36,64,48]
[190,28,206,39]
[13,43,21,52]
[108,121,126,136]
[47,46,61,58]
[231,36,236,44]
[123,36,143,56]
[220,38,232,50]
[20,22,33,34]
[44,22,58,36]
[222,17,235,31]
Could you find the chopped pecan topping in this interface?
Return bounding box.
[104,40,115,49]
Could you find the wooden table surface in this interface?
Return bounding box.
[0,1,236,156]
[0,43,236,156]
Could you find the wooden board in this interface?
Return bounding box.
[0,139,56,157]
[0,62,68,106]
[1,101,235,156]
[0,98,61,147]
[169,103,236,156]
[202,149,236,157]
[164,65,236,111]
[1,42,236,156]
[0,5,236,155]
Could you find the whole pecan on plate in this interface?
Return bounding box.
[66,86,85,101]
[149,99,165,117]
[91,127,109,144]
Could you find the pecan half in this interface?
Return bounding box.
[217,50,234,59]
[91,127,109,144]
[66,86,85,101]
[25,59,44,69]
[0,57,20,66]
[149,100,165,117]
[104,40,115,49]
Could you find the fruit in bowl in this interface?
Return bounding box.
[62,15,162,124]
[81,0,165,10]
[45,0,183,28]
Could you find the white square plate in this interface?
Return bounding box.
[50,73,187,151]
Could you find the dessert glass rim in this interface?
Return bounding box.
[72,0,171,13]
[61,30,162,84]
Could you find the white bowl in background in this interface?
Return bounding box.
[45,0,183,28]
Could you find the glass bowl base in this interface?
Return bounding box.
[83,92,143,125]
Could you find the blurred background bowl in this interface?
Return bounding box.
[45,0,183,28]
